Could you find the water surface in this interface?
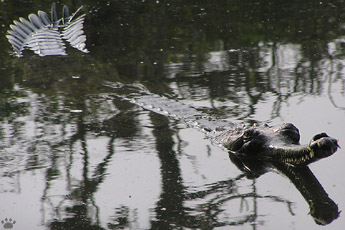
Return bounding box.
[0,1,345,229]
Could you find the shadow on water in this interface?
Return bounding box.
[0,0,345,229]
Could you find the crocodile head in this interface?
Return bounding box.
[308,132,339,160]
[215,123,339,165]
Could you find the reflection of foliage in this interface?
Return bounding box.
[182,177,291,228]
[108,206,131,229]
[41,99,140,229]
[1,0,345,120]
[0,0,344,229]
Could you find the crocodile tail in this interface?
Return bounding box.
[103,81,233,133]
[6,3,88,57]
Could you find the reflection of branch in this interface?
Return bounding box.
[229,153,340,225]
[266,43,283,119]
[148,110,298,228]
[327,59,345,110]
[183,175,295,228]
[41,112,121,229]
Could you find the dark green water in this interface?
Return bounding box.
[0,1,345,229]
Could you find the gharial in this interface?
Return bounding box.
[105,82,340,167]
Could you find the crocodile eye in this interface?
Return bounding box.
[243,129,257,141]
[281,123,298,131]
[279,125,300,144]
[243,130,251,139]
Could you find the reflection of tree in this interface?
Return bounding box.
[0,79,138,228]
[183,177,295,228]
[77,0,345,121]
[327,67,345,110]
[2,0,345,119]
[0,77,340,229]
[149,113,185,229]
[147,111,296,229]
[107,206,130,229]
[42,102,140,229]
[0,0,344,229]
[105,84,340,227]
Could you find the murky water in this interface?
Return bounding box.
[0,1,345,229]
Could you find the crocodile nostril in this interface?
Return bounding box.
[312,133,329,141]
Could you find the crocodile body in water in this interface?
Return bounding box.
[105,82,339,167]
[105,82,340,225]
